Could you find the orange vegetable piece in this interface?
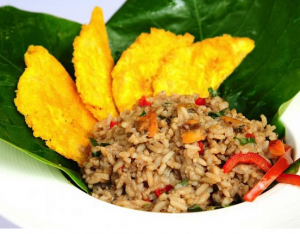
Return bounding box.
[221,116,244,126]
[185,119,199,126]
[148,111,158,138]
[269,139,285,156]
[136,116,150,132]
[136,109,158,138]
[182,129,206,144]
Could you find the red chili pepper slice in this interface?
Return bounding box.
[223,147,299,195]
[198,141,204,155]
[110,121,119,129]
[245,133,255,138]
[155,184,173,197]
[164,184,173,192]
[243,148,293,202]
[139,96,152,107]
[222,152,272,173]
[143,198,151,202]
[155,188,163,197]
[269,139,285,156]
[276,173,300,186]
[195,97,206,106]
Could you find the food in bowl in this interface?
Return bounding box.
[7,6,299,213]
[82,91,290,212]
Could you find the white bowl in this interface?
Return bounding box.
[0,91,299,229]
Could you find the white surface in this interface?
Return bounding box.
[0,0,300,230]
[0,0,126,23]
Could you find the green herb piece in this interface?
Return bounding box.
[235,137,256,145]
[100,143,110,147]
[207,206,222,210]
[208,108,228,119]
[163,102,172,107]
[188,204,202,212]
[177,179,189,186]
[208,87,219,97]
[92,151,101,157]
[284,158,300,174]
[142,203,151,208]
[139,110,147,117]
[89,138,98,146]
[158,115,166,119]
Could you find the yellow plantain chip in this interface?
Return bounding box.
[153,34,255,97]
[112,28,194,112]
[73,7,118,121]
[14,45,97,166]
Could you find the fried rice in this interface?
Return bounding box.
[82,92,278,213]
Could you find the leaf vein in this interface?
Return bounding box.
[209,1,239,37]
[147,13,163,29]
[0,121,23,129]
[0,104,15,109]
[254,0,277,44]
[248,42,300,116]
[11,11,25,53]
[229,0,278,93]
[0,54,22,73]
[192,0,203,40]
[233,0,257,36]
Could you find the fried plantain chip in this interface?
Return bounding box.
[73,7,118,120]
[112,28,194,112]
[153,34,255,97]
[14,46,97,166]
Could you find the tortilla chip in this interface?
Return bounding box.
[153,34,255,97]
[14,45,97,166]
[73,7,118,120]
[112,28,194,112]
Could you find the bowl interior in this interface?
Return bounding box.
[0,92,299,228]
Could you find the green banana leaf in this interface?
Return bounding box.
[1,0,300,192]
[0,6,88,192]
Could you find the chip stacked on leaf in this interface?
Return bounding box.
[112,28,195,112]
[153,34,255,97]
[14,7,121,166]
[14,46,97,166]
[73,7,118,121]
